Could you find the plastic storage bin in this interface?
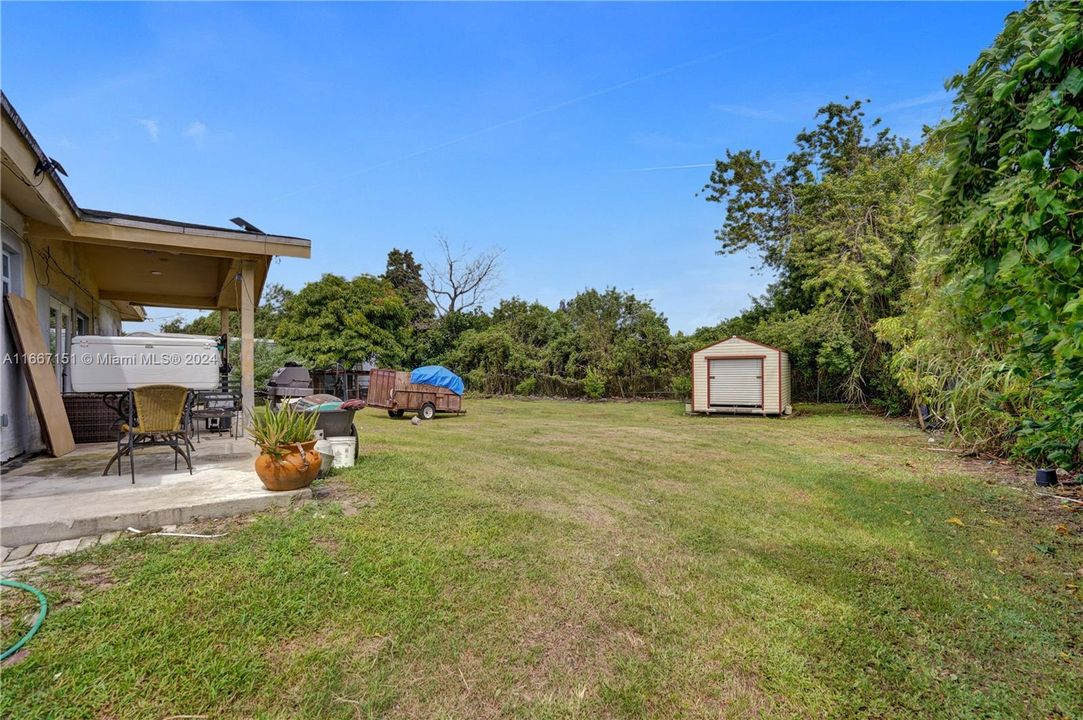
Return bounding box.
[71,335,220,392]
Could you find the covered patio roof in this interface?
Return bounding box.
[2,91,311,416]
[1,91,310,312]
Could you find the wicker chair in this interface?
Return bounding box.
[116,385,193,484]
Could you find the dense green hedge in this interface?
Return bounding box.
[880,2,1082,469]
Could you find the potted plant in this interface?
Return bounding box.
[248,404,322,491]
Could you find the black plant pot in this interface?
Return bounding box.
[1035,468,1058,487]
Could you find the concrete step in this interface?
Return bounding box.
[1,470,311,547]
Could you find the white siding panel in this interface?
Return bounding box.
[763,352,779,415]
[780,352,791,411]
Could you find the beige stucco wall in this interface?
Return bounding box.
[1,198,121,457]
[691,337,784,415]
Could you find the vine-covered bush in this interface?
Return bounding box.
[881,2,1082,468]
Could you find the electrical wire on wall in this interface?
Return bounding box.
[1,220,122,333]
[1,159,46,189]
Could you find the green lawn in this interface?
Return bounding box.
[2,399,1080,719]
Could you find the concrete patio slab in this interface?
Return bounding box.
[1,436,310,547]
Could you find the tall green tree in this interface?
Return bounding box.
[701,99,926,406]
[383,249,434,329]
[384,248,437,366]
[703,98,904,285]
[880,2,1083,468]
[159,283,293,339]
[559,288,673,397]
[274,274,410,368]
[410,309,491,368]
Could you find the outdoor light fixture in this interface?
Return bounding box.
[230,217,265,234]
[33,157,68,177]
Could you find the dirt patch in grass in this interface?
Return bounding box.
[313,537,342,554]
[934,453,1083,531]
[518,494,621,531]
[697,669,777,719]
[269,624,392,664]
[74,563,116,590]
[42,563,118,611]
[515,592,647,692]
[165,511,261,537]
[947,453,1036,488]
[314,478,375,517]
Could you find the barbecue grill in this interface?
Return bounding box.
[266,364,313,407]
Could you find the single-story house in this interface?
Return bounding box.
[1,91,311,461]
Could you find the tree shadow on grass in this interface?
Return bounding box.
[726,536,1076,719]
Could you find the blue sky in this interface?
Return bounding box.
[2,2,1016,333]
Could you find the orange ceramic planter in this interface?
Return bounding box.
[255,439,322,491]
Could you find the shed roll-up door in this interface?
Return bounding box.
[708,358,763,407]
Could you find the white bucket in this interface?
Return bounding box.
[314,438,334,477]
[327,435,356,468]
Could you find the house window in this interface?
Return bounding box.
[76,311,90,336]
[1,245,19,296]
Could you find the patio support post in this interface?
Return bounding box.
[219,308,230,391]
[240,260,256,420]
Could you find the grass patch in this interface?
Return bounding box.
[1,399,1080,718]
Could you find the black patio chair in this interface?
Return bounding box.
[189,390,243,442]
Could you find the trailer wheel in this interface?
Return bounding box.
[420,403,436,420]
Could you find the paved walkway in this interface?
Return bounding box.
[1,530,128,577]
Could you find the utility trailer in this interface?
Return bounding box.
[367,368,464,419]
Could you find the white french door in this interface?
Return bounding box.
[48,297,73,392]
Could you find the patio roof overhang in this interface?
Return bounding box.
[23,218,279,313]
[3,91,311,417]
[1,92,311,314]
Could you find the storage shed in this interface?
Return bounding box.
[691,336,791,415]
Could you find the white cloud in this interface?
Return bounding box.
[712,103,787,123]
[137,118,160,142]
[183,120,207,144]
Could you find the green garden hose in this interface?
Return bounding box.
[1,579,47,661]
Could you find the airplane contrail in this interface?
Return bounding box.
[266,31,783,204]
[620,162,716,172]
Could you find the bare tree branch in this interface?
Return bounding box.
[425,235,502,316]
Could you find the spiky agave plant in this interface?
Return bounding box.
[248,404,319,460]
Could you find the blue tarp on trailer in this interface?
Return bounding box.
[410,366,464,396]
